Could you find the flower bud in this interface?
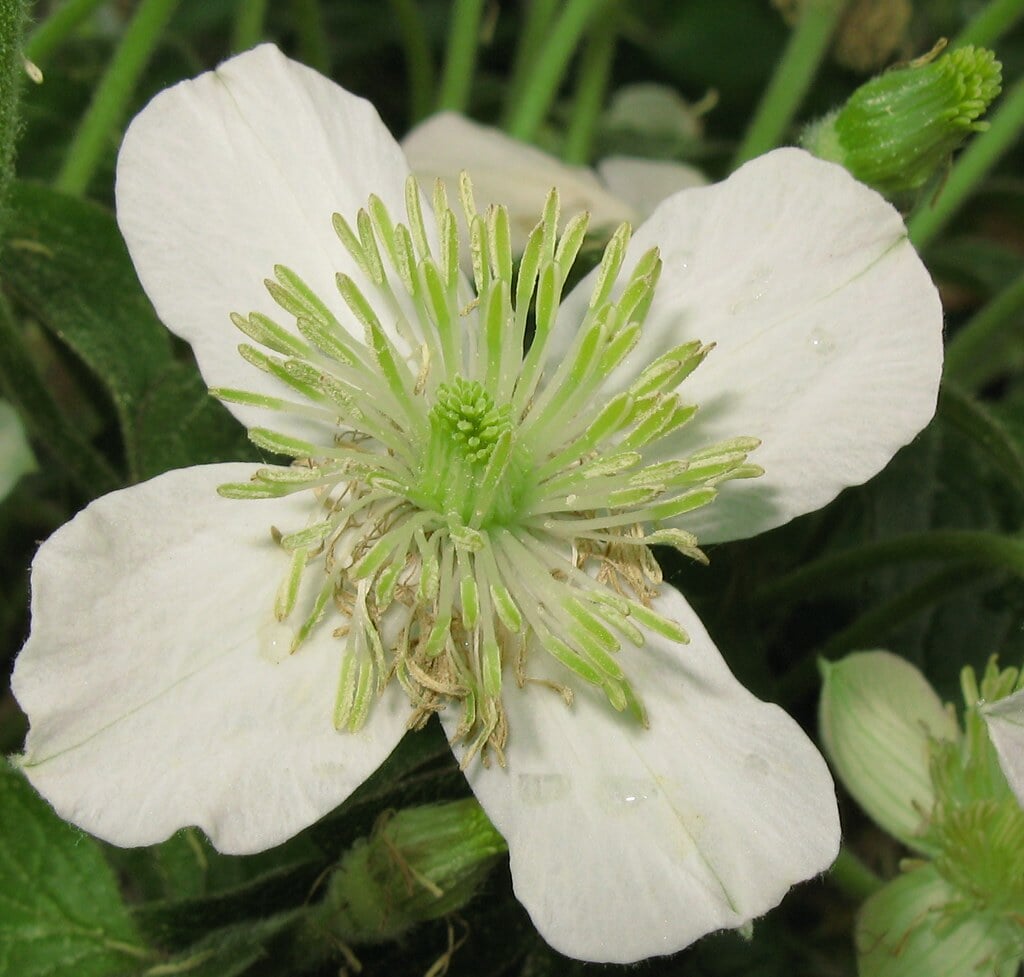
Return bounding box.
[313,799,507,945]
[802,45,1002,195]
[856,863,1019,977]
[818,651,958,846]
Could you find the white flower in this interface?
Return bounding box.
[11,45,943,964]
[983,688,1024,808]
[402,110,706,251]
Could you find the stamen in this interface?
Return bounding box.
[219,171,763,762]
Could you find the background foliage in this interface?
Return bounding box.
[2,0,1024,974]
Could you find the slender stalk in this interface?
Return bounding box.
[562,4,619,164]
[943,270,1024,391]
[732,0,846,168]
[908,76,1024,249]
[758,531,1024,605]
[24,0,107,64]
[54,0,180,197]
[436,0,485,112]
[231,0,268,52]
[504,0,609,142]
[828,846,885,901]
[291,0,330,74]
[951,0,1024,49]
[504,0,558,116]
[0,292,121,498]
[389,0,435,123]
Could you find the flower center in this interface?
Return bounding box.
[213,173,762,765]
[419,377,523,526]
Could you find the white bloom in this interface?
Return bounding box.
[982,688,1024,808]
[402,111,706,250]
[12,46,942,964]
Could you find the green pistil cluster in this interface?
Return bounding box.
[431,378,511,466]
[803,44,1002,195]
[420,378,522,525]
[213,173,761,763]
[916,660,1024,937]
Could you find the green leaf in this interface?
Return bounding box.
[0,397,36,502]
[1,179,173,478]
[0,758,153,977]
[0,0,30,235]
[132,363,256,480]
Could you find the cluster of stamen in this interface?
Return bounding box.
[214,173,761,764]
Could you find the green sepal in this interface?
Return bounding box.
[804,45,1002,195]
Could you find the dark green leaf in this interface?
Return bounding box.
[0,758,153,977]
[1,180,173,478]
[132,362,256,479]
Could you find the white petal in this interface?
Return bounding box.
[402,111,635,248]
[596,155,707,218]
[116,45,414,436]
[12,464,409,854]
[446,586,839,963]
[556,148,943,542]
[982,688,1024,807]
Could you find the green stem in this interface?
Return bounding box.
[230,0,267,52]
[938,383,1024,489]
[562,5,619,164]
[54,0,180,197]
[828,845,885,901]
[290,0,330,74]
[0,292,120,498]
[504,0,609,142]
[943,269,1024,390]
[389,0,435,123]
[732,0,846,169]
[504,0,558,116]
[436,0,485,113]
[908,76,1024,249]
[758,530,1024,605]
[23,0,107,64]
[951,0,1024,49]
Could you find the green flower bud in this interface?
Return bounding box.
[818,651,958,847]
[312,799,507,945]
[856,863,1021,977]
[915,662,1024,925]
[802,45,1002,195]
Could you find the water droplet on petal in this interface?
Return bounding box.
[259,617,293,664]
[599,776,659,812]
[745,753,770,776]
[517,773,571,805]
[809,328,836,356]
